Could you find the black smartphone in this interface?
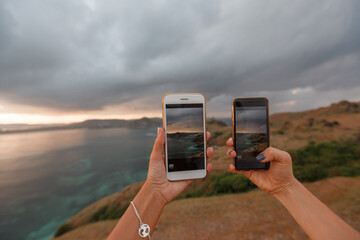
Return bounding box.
[232,97,270,170]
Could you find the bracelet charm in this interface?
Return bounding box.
[139,223,150,237]
[131,201,151,239]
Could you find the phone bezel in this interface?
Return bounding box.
[232,97,270,170]
[162,93,207,181]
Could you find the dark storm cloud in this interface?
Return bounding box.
[0,0,359,113]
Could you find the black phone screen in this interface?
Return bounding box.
[234,100,269,170]
[165,104,205,172]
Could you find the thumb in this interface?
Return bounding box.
[258,147,291,164]
[150,127,165,162]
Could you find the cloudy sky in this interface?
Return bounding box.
[0,0,359,124]
[166,106,203,133]
[236,107,267,134]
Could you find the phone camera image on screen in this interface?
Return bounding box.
[235,102,268,168]
[166,103,205,172]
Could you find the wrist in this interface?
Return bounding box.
[127,181,166,238]
[272,177,301,199]
[141,180,168,207]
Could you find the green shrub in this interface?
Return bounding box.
[337,164,360,177]
[292,165,306,182]
[54,223,73,238]
[291,140,360,182]
[293,141,358,167]
[175,172,256,200]
[210,173,255,194]
[338,167,357,177]
[303,164,328,182]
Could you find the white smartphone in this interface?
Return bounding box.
[162,93,207,181]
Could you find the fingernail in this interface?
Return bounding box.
[157,127,161,136]
[228,150,233,156]
[256,153,265,161]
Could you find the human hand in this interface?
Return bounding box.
[226,138,297,195]
[146,128,213,204]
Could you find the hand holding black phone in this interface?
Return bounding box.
[232,97,270,170]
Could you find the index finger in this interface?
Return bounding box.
[150,128,165,162]
[226,138,233,147]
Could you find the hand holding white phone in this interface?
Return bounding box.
[162,93,208,181]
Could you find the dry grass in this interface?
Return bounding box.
[55,220,118,240]
[269,101,360,150]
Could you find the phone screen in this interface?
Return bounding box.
[235,103,269,169]
[165,103,205,172]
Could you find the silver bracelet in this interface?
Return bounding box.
[131,201,151,239]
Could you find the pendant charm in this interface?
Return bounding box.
[139,223,150,237]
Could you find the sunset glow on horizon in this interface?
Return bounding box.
[0,101,163,124]
[0,112,162,125]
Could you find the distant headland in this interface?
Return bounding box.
[0,117,162,134]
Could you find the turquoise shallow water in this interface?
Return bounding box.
[0,127,156,240]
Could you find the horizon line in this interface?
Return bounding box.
[0,99,357,125]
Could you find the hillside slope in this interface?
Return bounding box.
[269,100,360,150]
[55,176,360,240]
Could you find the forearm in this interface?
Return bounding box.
[274,179,360,240]
[107,181,167,240]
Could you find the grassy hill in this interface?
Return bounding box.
[269,100,360,150]
[54,176,360,240]
[52,100,360,239]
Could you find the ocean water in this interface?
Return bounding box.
[0,127,156,240]
[167,132,204,159]
[166,132,205,171]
